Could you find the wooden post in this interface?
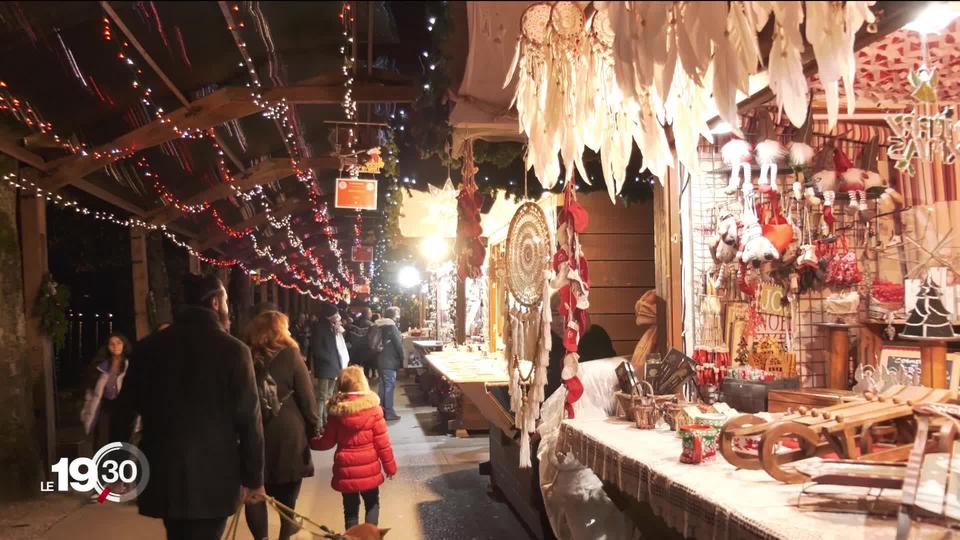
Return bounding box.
[653,166,683,354]
[270,282,278,305]
[920,341,948,389]
[259,282,268,304]
[188,254,200,274]
[130,228,151,340]
[18,190,55,472]
[827,327,851,389]
[455,275,466,344]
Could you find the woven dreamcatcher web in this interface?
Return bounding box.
[506,202,552,307]
[503,200,553,468]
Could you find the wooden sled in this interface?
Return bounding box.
[719,385,957,483]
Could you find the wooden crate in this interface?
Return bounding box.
[767,388,860,413]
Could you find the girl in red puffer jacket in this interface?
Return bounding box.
[311,365,397,530]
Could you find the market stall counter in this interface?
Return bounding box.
[422,349,518,437]
[557,416,955,540]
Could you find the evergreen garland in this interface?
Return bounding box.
[35,274,70,349]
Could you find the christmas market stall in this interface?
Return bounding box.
[440,1,960,539]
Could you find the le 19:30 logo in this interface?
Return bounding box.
[41,442,151,503]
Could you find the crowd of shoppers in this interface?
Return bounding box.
[96,273,399,540]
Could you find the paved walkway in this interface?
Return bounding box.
[21,376,529,539]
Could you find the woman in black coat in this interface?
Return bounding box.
[244,310,320,540]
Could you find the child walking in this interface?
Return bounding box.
[311,365,397,530]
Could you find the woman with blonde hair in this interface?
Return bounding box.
[311,365,397,530]
[243,311,319,540]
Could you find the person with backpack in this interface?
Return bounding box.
[243,310,319,540]
[370,306,404,421]
[348,308,377,381]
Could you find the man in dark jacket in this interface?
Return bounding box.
[374,306,404,421]
[112,273,264,540]
[309,302,342,430]
[347,307,375,379]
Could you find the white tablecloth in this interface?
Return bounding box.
[557,418,951,540]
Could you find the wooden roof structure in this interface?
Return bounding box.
[0,1,431,296]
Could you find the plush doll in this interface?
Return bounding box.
[739,192,779,267]
[722,138,753,195]
[835,147,868,212]
[709,213,740,265]
[788,142,815,200]
[756,139,786,192]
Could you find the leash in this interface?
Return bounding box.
[222,496,344,539]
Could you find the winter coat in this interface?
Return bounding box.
[110,306,264,520]
[309,319,341,379]
[346,319,373,367]
[313,392,397,493]
[260,346,320,484]
[373,318,404,371]
[81,358,130,435]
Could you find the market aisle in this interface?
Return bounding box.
[41,375,529,540]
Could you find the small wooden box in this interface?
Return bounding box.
[766,388,860,413]
[719,377,800,413]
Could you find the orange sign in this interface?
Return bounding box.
[353,283,371,294]
[335,178,378,210]
[351,245,373,262]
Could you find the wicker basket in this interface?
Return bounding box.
[615,381,677,418]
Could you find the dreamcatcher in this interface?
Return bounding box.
[503,200,554,468]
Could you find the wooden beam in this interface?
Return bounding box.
[148,156,341,226]
[194,199,312,252]
[654,165,683,353]
[0,130,47,171]
[36,79,416,192]
[130,227,151,339]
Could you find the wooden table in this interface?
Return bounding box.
[423,350,518,437]
[558,417,956,540]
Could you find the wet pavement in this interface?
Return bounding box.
[30,374,530,539]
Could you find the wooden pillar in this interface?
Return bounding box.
[17,190,53,473]
[827,326,851,389]
[259,282,268,304]
[920,341,948,389]
[653,166,683,354]
[146,231,172,326]
[270,282,278,305]
[455,275,466,344]
[130,228,151,340]
[188,254,200,274]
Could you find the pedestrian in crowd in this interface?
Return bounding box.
[81,333,134,452]
[310,366,396,531]
[292,313,310,353]
[309,302,346,432]
[372,306,404,421]
[243,311,319,540]
[370,312,381,323]
[112,273,265,540]
[348,307,377,381]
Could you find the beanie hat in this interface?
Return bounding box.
[320,302,338,318]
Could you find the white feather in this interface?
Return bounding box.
[756,139,786,165]
[788,142,815,167]
[721,139,752,166]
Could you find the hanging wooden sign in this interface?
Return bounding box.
[335,178,378,210]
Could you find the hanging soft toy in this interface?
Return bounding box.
[756,140,786,192]
[834,147,868,212]
[709,213,740,266]
[722,138,753,195]
[788,142,815,200]
[739,191,780,267]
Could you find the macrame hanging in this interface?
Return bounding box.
[503,199,554,468]
[506,1,876,196]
